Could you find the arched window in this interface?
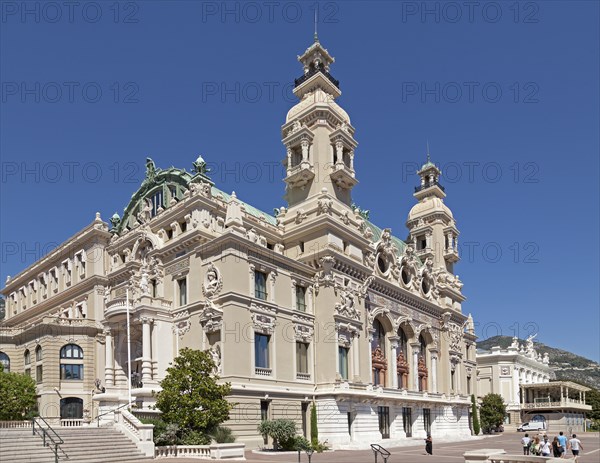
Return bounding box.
[60,344,83,359]
[60,344,83,381]
[397,327,409,389]
[0,352,10,372]
[24,349,31,365]
[371,319,387,386]
[35,345,42,361]
[60,397,83,419]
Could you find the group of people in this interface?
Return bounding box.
[521,431,583,459]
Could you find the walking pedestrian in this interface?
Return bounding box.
[557,431,568,458]
[531,436,541,456]
[568,434,583,461]
[540,435,551,457]
[521,433,531,455]
[552,437,561,458]
[425,434,433,455]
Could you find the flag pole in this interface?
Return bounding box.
[126,288,132,407]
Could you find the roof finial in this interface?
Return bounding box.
[426,140,431,163]
[314,8,319,42]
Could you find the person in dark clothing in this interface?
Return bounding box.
[552,437,561,457]
[425,434,433,455]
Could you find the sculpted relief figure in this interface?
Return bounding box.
[203,263,223,299]
[335,289,359,320]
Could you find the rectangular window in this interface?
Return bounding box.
[423,408,431,434]
[403,407,413,437]
[254,271,268,300]
[260,400,270,445]
[178,278,187,306]
[296,285,306,312]
[36,365,43,383]
[451,369,456,392]
[151,191,163,217]
[338,346,349,380]
[25,368,31,377]
[378,406,390,439]
[296,342,309,374]
[301,402,309,437]
[255,333,270,369]
[60,364,83,380]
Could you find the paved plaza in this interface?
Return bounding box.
[138,432,599,463]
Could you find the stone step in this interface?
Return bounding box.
[0,426,148,463]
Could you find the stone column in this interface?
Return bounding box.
[104,328,114,386]
[141,318,152,383]
[430,350,438,393]
[390,336,399,389]
[286,146,292,172]
[513,368,520,404]
[411,342,420,391]
[352,332,360,379]
[367,335,374,384]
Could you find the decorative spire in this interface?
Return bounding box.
[314,8,319,42]
[426,141,431,164]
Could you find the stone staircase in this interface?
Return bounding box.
[0,426,148,463]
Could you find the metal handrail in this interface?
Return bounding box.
[96,401,134,427]
[32,416,64,463]
[371,443,391,463]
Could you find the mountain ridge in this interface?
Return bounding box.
[477,335,600,390]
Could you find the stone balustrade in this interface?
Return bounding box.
[464,449,574,463]
[114,408,155,457]
[155,443,246,459]
[0,421,31,428]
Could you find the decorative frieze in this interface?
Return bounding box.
[165,257,190,276]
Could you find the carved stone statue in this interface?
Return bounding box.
[209,344,221,374]
[145,157,157,182]
[203,263,222,299]
[192,154,210,175]
[335,289,359,320]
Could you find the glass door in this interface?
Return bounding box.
[403,407,413,437]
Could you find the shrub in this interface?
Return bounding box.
[211,426,236,443]
[140,418,167,445]
[257,419,296,450]
[311,440,330,453]
[181,429,211,445]
[157,423,180,446]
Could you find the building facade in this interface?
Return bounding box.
[476,336,554,427]
[520,381,591,434]
[1,38,476,449]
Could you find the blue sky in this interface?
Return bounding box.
[1,1,598,361]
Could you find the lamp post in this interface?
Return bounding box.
[305,448,314,463]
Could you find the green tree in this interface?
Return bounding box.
[471,394,480,435]
[155,348,233,443]
[479,393,506,433]
[0,370,38,420]
[310,403,318,446]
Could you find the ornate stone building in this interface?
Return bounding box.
[477,335,558,427]
[0,38,476,448]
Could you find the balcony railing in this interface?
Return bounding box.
[294,66,340,89]
[415,182,445,193]
[296,372,311,381]
[522,400,591,410]
[255,367,272,377]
